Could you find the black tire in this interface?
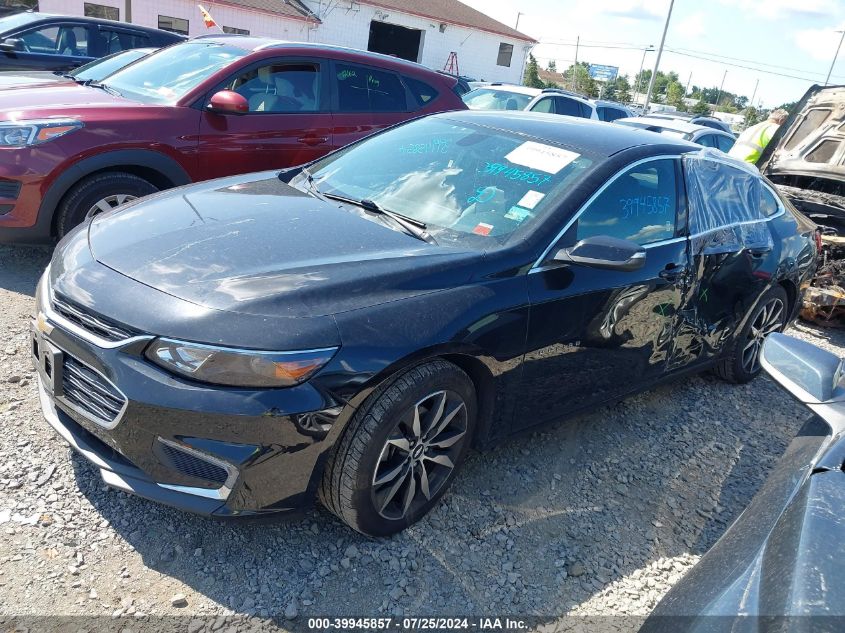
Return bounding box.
[319,360,477,536]
[713,285,788,384]
[56,172,158,238]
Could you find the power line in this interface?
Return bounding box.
[666,45,845,81]
[664,48,843,83]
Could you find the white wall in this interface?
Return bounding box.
[38,0,529,82]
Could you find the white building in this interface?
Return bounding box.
[30,0,535,82]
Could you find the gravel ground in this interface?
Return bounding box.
[1,243,843,631]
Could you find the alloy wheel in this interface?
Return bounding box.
[87,193,138,218]
[371,390,468,521]
[742,297,784,374]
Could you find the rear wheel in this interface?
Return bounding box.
[714,286,788,384]
[319,360,476,536]
[56,172,158,238]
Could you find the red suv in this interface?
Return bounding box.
[0,36,466,242]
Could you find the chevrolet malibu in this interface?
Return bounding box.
[33,112,818,535]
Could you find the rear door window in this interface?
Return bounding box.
[576,159,678,245]
[97,28,151,54]
[335,63,407,112]
[554,96,581,117]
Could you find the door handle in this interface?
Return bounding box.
[659,265,687,282]
[748,247,771,257]
[297,135,328,146]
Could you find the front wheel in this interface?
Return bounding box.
[714,286,788,384]
[56,172,158,238]
[319,360,476,536]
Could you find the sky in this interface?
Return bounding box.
[462,0,845,108]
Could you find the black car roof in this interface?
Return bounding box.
[434,110,698,157]
[0,11,185,36]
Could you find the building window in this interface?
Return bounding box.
[222,26,249,35]
[84,3,119,20]
[496,43,513,67]
[158,15,189,35]
[0,0,38,10]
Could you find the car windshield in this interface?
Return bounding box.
[462,88,533,111]
[300,117,595,247]
[71,49,150,82]
[103,41,248,104]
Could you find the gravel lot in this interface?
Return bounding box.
[1,243,842,630]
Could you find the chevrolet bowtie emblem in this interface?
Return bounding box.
[35,312,53,335]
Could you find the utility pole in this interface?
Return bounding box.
[749,78,759,111]
[515,12,524,30]
[684,71,692,97]
[643,0,674,112]
[825,30,845,85]
[632,45,654,105]
[715,69,727,107]
[572,35,579,92]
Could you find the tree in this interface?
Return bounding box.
[547,60,557,73]
[743,106,761,127]
[524,54,544,89]
[666,81,686,110]
[691,98,709,115]
[603,74,631,104]
[562,61,598,97]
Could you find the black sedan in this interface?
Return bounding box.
[33,112,818,535]
[0,12,182,71]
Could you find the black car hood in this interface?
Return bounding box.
[89,172,480,319]
[758,84,845,182]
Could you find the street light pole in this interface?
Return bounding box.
[643,0,675,112]
[632,45,654,105]
[749,78,759,111]
[825,30,845,85]
[515,12,524,30]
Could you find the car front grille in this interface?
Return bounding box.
[158,439,231,485]
[0,179,20,199]
[62,356,126,427]
[52,294,137,342]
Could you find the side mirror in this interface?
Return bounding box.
[0,38,23,52]
[761,333,844,404]
[553,235,646,271]
[206,90,249,115]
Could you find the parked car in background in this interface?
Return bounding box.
[643,333,844,630]
[0,35,467,243]
[0,12,182,71]
[614,116,736,152]
[593,99,634,122]
[647,111,735,135]
[0,46,154,89]
[462,84,598,119]
[758,84,845,235]
[33,111,816,535]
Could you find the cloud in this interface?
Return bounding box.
[675,12,706,40]
[626,223,672,242]
[717,0,839,20]
[793,26,845,62]
[600,0,664,21]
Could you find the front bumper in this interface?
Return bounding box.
[32,274,346,518]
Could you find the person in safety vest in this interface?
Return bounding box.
[728,109,789,165]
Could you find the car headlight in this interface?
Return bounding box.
[0,119,83,147]
[145,339,338,388]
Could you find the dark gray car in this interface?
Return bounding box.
[642,333,845,630]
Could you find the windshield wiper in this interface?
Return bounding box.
[323,193,437,245]
[88,81,121,97]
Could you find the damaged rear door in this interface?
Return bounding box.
[670,153,783,368]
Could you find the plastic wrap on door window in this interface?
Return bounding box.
[683,149,774,255]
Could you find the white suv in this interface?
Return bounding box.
[462,84,598,120]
